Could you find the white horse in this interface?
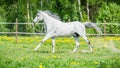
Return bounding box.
[32,10,102,53]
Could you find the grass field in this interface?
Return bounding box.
[0,36,120,68]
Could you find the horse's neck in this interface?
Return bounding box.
[43,14,61,23]
[42,13,62,32]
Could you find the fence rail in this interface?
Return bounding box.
[0,22,120,36]
[0,32,120,36]
[0,22,120,25]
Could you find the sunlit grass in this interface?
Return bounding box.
[0,36,120,68]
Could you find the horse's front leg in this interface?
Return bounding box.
[52,37,55,53]
[34,34,52,51]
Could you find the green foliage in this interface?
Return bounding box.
[97,2,120,23]
[96,2,120,34]
[0,6,6,22]
[0,24,9,32]
[34,23,46,33]
[0,0,120,34]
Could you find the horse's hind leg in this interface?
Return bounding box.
[82,35,93,52]
[34,34,52,51]
[73,36,80,53]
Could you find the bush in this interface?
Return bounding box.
[96,2,120,34]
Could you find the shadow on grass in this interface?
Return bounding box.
[35,50,50,53]
[33,50,93,54]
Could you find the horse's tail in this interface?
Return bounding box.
[83,22,102,35]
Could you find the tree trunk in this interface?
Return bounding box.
[87,0,90,21]
[41,0,43,9]
[30,3,33,22]
[27,0,30,22]
[78,0,83,21]
[74,4,78,20]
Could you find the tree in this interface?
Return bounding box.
[78,0,83,21]
[0,0,120,34]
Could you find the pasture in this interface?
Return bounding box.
[0,36,120,68]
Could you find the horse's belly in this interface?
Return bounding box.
[55,26,74,36]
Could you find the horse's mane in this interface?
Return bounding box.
[43,10,61,21]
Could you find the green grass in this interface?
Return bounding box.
[0,36,120,68]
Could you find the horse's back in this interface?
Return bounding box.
[70,21,85,29]
[70,21,86,36]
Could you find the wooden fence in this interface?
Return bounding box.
[0,22,120,36]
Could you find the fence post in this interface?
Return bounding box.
[16,18,18,43]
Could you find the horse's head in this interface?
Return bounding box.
[33,10,43,24]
